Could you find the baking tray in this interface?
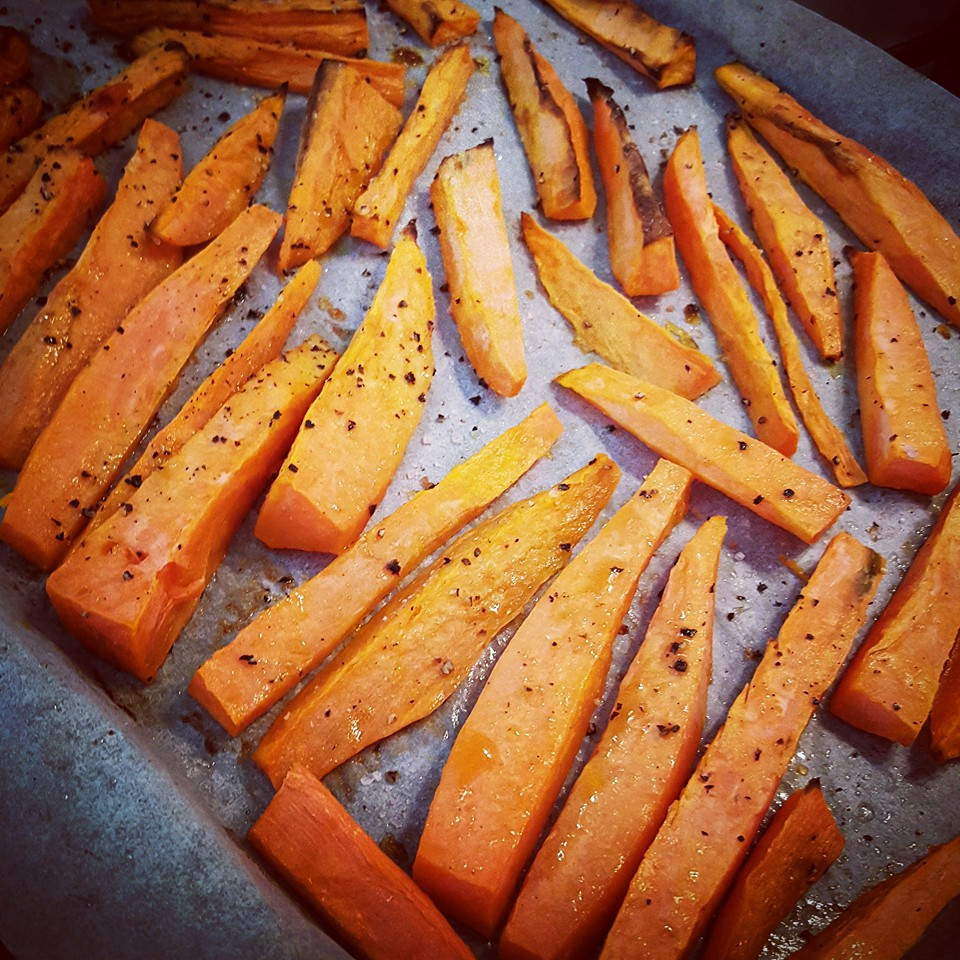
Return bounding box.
[1,1,958,958]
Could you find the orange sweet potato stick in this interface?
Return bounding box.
[557,363,850,544]
[0,152,105,336]
[598,531,884,960]
[256,223,434,553]
[0,86,43,153]
[249,767,475,960]
[849,248,950,495]
[384,0,480,46]
[494,9,596,222]
[151,89,285,246]
[791,835,960,960]
[431,141,527,396]
[0,204,281,571]
[253,455,621,787]
[700,780,845,960]
[713,204,867,488]
[0,119,183,470]
[587,77,679,296]
[930,633,960,762]
[664,127,798,456]
[351,43,475,249]
[190,403,563,736]
[0,26,31,86]
[830,481,960,745]
[45,335,337,683]
[521,212,719,399]
[414,460,694,938]
[501,515,725,960]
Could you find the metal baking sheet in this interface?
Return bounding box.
[1,1,958,957]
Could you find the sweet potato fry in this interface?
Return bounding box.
[0,86,42,152]
[587,77,679,295]
[701,780,845,960]
[0,205,280,571]
[249,768,474,960]
[599,532,883,960]
[0,152,105,337]
[664,127,798,455]
[432,141,527,396]
[931,633,960,762]
[558,363,850,544]
[849,248,950,495]
[45,336,337,683]
[538,0,694,88]
[257,224,433,553]
[501,515,725,960]
[191,403,562,736]
[830,481,960,746]
[351,43,474,249]
[415,459,693,939]
[521,212,719,399]
[253,455,621,787]
[716,62,960,330]
[0,27,31,86]
[726,115,842,360]
[494,9,596,221]
[151,89,285,246]
[0,120,182,471]
[278,60,401,272]
[714,204,867,488]
[384,0,480,46]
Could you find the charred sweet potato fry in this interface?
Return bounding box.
[931,634,960,762]
[384,0,480,46]
[0,27,31,86]
[0,86,42,152]
[495,9,596,221]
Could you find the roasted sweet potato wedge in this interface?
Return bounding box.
[0,27,31,86]
[931,634,960,762]
[384,0,480,46]
[0,86,42,152]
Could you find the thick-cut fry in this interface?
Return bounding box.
[494,10,596,222]
[249,768,475,960]
[521,213,719,399]
[0,205,280,571]
[701,780,845,960]
[151,90,285,246]
[45,336,337,683]
[849,248,950,495]
[726,115,842,360]
[716,62,960,330]
[253,455,621,787]
[791,836,960,960]
[351,43,474,249]
[0,153,105,337]
[931,634,960,762]
[432,141,527,396]
[599,532,883,960]
[0,87,42,153]
[664,127,798,455]
[278,60,401,272]
[384,0,480,46]
[501,515,725,960]
[587,77,679,295]
[257,224,433,553]
[191,403,563,736]
[558,363,850,544]
[0,27,31,86]
[415,460,693,938]
[538,0,694,88]
[714,205,867,488]
[0,120,182,471]
[0,46,188,214]
[830,482,960,746]
[88,0,369,56]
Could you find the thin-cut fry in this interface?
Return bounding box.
[714,204,867,488]
[0,120,183,471]
[190,403,563,736]
[384,0,480,46]
[494,9,596,221]
[587,77,679,296]
[0,27,31,86]
[253,455,621,787]
[351,43,474,248]
[716,62,960,329]
[521,212,719,399]
[664,127,798,455]
[432,141,527,396]
[931,633,960,762]
[0,86,42,153]
[45,336,338,682]
[557,362,850,544]
[599,532,883,960]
